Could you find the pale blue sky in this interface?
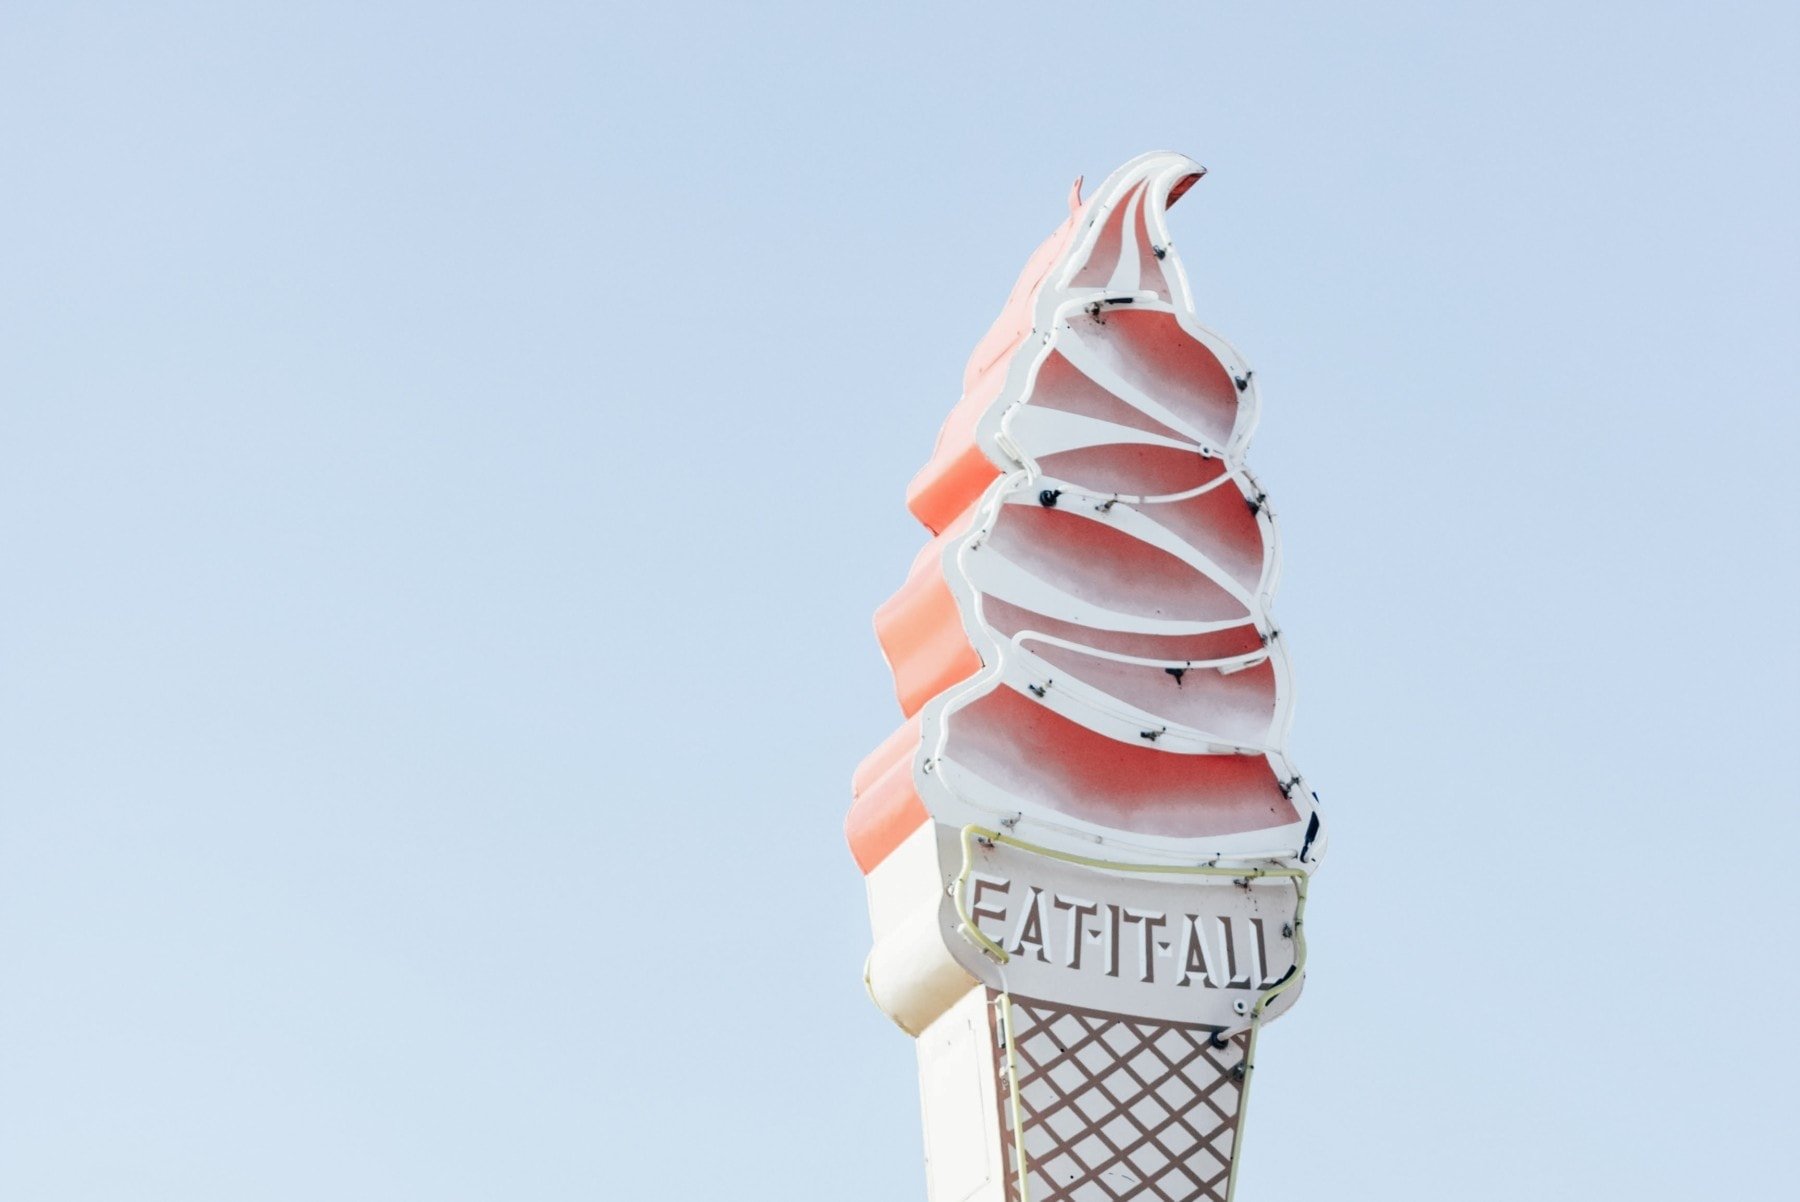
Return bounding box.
[2,3,1796,1199]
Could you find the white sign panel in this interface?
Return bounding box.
[941,832,1301,1029]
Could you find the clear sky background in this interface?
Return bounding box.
[2,3,1796,1199]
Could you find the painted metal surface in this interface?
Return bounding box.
[851,152,1324,1202]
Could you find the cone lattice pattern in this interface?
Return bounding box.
[995,992,1250,1202]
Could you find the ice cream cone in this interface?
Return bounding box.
[990,990,1252,1202]
[851,152,1324,1201]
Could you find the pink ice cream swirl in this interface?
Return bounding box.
[914,151,1323,867]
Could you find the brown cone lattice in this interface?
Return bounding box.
[994,991,1250,1202]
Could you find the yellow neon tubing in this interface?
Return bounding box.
[995,992,1031,1201]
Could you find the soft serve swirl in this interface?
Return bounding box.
[911,152,1321,865]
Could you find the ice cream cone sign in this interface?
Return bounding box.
[848,152,1326,1202]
